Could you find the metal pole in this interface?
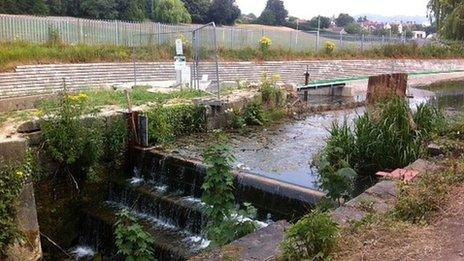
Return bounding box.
[213,23,220,100]
[316,31,320,52]
[132,44,137,87]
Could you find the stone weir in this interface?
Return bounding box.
[134,148,325,220]
[75,147,324,261]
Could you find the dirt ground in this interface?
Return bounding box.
[334,184,464,261]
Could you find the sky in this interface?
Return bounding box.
[236,0,429,21]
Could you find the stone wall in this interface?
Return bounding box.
[1,59,464,99]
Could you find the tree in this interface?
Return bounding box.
[357,15,367,23]
[335,13,355,27]
[427,0,464,39]
[181,0,211,23]
[344,22,362,34]
[0,0,49,15]
[80,0,119,19]
[208,0,241,25]
[308,16,331,29]
[117,0,146,21]
[258,0,288,25]
[153,0,191,23]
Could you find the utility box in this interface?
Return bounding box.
[174,39,190,86]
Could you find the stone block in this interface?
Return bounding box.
[365,180,398,199]
[331,206,367,226]
[191,220,290,261]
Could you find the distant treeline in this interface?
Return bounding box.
[0,0,241,25]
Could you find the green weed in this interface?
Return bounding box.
[281,211,339,260]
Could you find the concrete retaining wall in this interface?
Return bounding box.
[1,59,464,99]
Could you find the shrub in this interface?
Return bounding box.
[281,211,339,260]
[40,92,103,174]
[114,209,156,260]
[324,41,336,55]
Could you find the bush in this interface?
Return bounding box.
[40,92,103,172]
[114,209,156,260]
[40,89,129,182]
[281,211,339,260]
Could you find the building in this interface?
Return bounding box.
[412,31,426,39]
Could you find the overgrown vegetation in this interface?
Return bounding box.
[316,99,445,203]
[146,104,206,144]
[2,41,464,72]
[114,209,156,260]
[39,88,128,185]
[231,74,285,130]
[0,157,31,254]
[281,211,339,260]
[201,135,260,247]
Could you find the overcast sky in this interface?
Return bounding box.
[236,0,429,20]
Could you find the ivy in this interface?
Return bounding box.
[114,209,156,261]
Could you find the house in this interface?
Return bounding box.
[412,31,426,39]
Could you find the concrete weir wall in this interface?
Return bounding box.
[0,138,42,260]
[1,59,464,100]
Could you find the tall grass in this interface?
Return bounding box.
[1,41,464,72]
[319,99,445,178]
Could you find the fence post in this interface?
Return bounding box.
[316,31,320,52]
[361,34,365,52]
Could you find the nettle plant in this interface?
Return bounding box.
[201,136,260,247]
[281,211,339,260]
[114,209,156,261]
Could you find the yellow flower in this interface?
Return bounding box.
[67,93,88,103]
[259,36,272,47]
[16,171,24,178]
[272,74,281,81]
[324,41,336,54]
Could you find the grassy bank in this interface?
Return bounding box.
[1,41,464,72]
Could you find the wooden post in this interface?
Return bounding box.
[366,73,408,104]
